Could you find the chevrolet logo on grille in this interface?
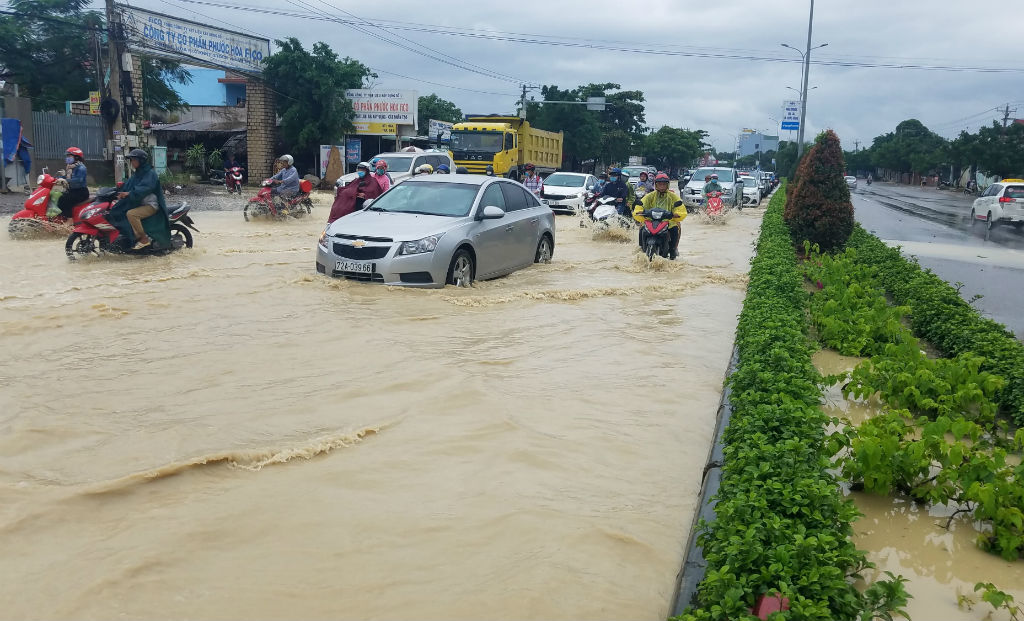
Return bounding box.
[352,240,367,248]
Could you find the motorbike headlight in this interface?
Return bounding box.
[397,233,444,256]
[318,229,329,248]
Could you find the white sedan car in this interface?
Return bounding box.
[739,176,762,206]
[540,172,598,214]
[845,175,858,191]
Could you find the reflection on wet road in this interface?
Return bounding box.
[853,184,1024,339]
[0,206,762,620]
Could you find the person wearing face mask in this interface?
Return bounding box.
[603,167,629,215]
[634,172,686,259]
[57,147,89,218]
[372,159,391,192]
[327,161,383,223]
[485,165,496,177]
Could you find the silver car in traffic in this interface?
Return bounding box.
[316,176,556,288]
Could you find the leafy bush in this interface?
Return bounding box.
[845,227,1024,425]
[784,130,854,252]
[675,185,909,621]
[184,143,207,174]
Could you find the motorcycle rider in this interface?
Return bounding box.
[634,172,686,259]
[57,147,89,218]
[269,154,299,210]
[414,164,433,176]
[522,163,543,197]
[372,160,391,192]
[635,171,654,193]
[327,161,382,224]
[435,164,451,175]
[485,165,496,177]
[108,149,171,250]
[594,172,609,194]
[223,152,243,189]
[603,167,629,216]
[703,173,723,200]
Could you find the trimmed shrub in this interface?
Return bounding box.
[784,130,854,251]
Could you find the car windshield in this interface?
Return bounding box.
[366,181,479,217]
[845,176,856,181]
[1005,186,1024,199]
[371,155,414,173]
[450,131,503,153]
[622,167,647,177]
[543,173,587,188]
[692,168,735,183]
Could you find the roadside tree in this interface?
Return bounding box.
[418,94,462,124]
[644,126,707,172]
[262,38,373,154]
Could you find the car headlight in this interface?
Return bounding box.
[318,229,329,248]
[397,233,444,256]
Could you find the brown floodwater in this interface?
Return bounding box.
[814,349,1024,618]
[0,202,763,620]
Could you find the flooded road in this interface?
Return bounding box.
[0,203,762,620]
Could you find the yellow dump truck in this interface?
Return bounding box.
[450,116,563,178]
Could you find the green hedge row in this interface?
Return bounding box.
[675,188,904,620]
[845,227,1024,426]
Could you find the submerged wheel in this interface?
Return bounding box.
[65,232,97,259]
[446,249,474,287]
[170,223,194,249]
[534,234,553,263]
[986,212,995,241]
[971,209,978,229]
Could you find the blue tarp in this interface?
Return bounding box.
[2,118,22,164]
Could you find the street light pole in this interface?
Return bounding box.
[797,0,815,158]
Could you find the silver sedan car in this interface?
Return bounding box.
[316,175,556,288]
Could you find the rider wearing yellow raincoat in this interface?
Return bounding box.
[633,172,686,259]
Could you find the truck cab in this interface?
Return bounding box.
[450,116,562,179]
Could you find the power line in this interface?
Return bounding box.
[162,0,1024,74]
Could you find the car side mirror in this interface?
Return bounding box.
[480,205,505,220]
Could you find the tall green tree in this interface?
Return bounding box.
[870,119,947,175]
[527,84,601,170]
[418,94,462,124]
[973,121,1024,179]
[0,0,190,112]
[643,126,707,171]
[262,38,373,154]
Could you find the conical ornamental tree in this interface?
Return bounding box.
[784,130,854,251]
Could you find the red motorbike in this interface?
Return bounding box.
[64,187,198,259]
[705,190,725,216]
[637,200,682,261]
[225,166,244,194]
[8,173,91,237]
[244,178,314,221]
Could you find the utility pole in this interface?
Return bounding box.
[519,84,528,120]
[854,140,860,151]
[796,0,815,159]
[104,0,126,181]
[1002,103,1015,128]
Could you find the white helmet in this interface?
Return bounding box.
[279,154,294,166]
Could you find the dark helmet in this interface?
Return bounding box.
[610,167,622,175]
[485,164,495,175]
[127,148,148,163]
[524,162,535,171]
[437,164,450,173]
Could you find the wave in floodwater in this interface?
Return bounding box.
[84,426,384,496]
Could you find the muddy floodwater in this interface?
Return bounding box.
[814,349,1024,619]
[0,203,761,620]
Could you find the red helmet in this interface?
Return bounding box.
[66,147,84,159]
[374,160,387,170]
[524,162,535,171]
[654,173,670,183]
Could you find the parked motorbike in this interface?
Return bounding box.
[244,178,314,221]
[64,187,198,259]
[637,201,683,261]
[8,172,91,237]
[225,166,244,194]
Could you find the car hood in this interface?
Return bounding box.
[683,180,738,192]
[544,186,586,196]
[327,209,463,241]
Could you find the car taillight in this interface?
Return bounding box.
[999,197,1014,203]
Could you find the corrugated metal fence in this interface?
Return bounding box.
[31,112,105,160]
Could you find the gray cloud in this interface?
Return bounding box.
[143,0,1024,153]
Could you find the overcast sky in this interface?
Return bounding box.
[129,0,1024,153]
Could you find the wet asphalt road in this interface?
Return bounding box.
[854,183,1024,340]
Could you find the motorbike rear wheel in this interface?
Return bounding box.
[170,223,194,249]
[65,232,98,260]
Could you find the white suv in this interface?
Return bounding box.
[336,150,455,188]
[680,167,743,212]
[970,180,1024,234]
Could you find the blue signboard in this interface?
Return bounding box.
[781,100,801,131]
[345,138,361,164]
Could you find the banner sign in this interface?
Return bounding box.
[428,119,452,142]
[782,100,801,131]
[345,139,361,164]
[345,89,418,128]
[319,144,345,178]
[118,5,271,74]
[352,121,397,136]
[89,91,101,115]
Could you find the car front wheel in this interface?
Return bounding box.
[446,249,474,287]
[535,234,553,263]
